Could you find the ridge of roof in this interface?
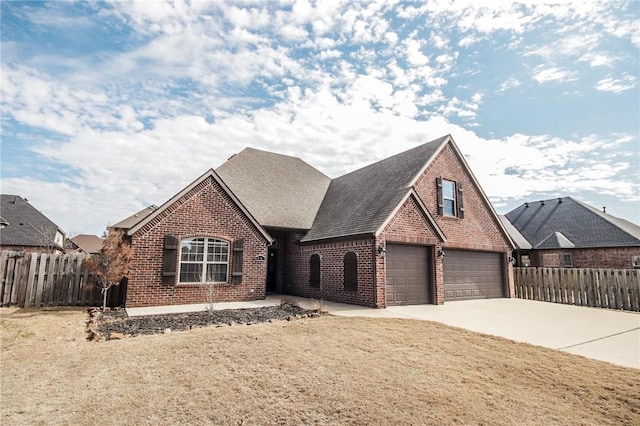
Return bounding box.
[126,169,272,243]
[217,147,331,230]
[571,197,640,240]
[302,136,450,242]
[505,196,640,249]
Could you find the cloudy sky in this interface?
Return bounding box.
[1,0,639,236]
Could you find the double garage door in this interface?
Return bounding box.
[386,244,504,305]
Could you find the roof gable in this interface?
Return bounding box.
[536,231,575,249]
[71,234,104,254]
[301,136,448,242]
[216,148,331,230]
[505,197,640,249]
[126,169,272,243]
[0,194,65,248]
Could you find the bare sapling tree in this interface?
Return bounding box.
[85,229,134,311]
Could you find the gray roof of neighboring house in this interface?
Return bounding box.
[71,234,104,254]
[504,197,640,249]
[111,205,159,230]
[301,136,448,242]
[499,215,532,250]
[0,194,65,248]
[216,148,331,230]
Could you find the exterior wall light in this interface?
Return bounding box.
[377,245,386,258]
[437,248,445,258]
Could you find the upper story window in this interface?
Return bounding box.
[437,177,465,218]
[563,253,572,267]
[179,237,229,283]
[442,180,456,216]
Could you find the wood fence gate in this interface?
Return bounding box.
[514,267,640,312]
[0,251,125,308]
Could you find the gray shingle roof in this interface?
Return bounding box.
[0,194,64,248]
[217,148,331,230]
[499,215,532,250]
[301,136,448,242]
[505,197,640,249]
[111,205,158,230]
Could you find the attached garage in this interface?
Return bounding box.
[443,250,504,301]
[386,244,432,305]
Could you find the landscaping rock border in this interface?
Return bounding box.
[87,304,322,341]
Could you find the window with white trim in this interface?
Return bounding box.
[179,237,229,283]
[442,180,457,216]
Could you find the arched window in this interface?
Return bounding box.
[344,252,357,291]
[179,237,229,283]
[310,254,320,288]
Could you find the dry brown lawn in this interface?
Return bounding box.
[1,307,639,425]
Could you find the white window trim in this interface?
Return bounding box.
[179,237,230,284]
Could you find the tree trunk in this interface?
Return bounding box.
[101,283,113,311]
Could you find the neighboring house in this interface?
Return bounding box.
[115,135,515,308]
[67,234,104,255]
[503,197,640,269]
[0,194,66,253]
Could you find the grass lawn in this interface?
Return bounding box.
[1,307,639,425]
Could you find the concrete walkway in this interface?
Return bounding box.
[127,296,640,369]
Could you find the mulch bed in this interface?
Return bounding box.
[87,303,321,341]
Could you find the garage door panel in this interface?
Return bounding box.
[444,250,504,301]
[386,244,431,305]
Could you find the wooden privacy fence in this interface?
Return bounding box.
[0,251,125,308]
[514,267,640,312]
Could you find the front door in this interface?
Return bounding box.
[266,247,278,293]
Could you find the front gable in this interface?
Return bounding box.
[379,191,446,245]
[124,170,272,307]
[414,140,513,252]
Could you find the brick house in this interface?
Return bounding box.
[118,135,515,308]
[502,197,640,269]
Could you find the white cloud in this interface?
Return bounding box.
[532,67,577,83]
[595,74,637,93]
[498,77,521,92]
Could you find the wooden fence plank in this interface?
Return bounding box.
[15,255,31,306]
[23,254,38,308]
[512,267,640,312]
[0,251,10,305]
[34,254,47,307]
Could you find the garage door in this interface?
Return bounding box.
[386,244,431,305]
[444,250,504,301]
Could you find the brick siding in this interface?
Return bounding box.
[281,141,516,308]
[530,247,640,269]
[126,176,269,308]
